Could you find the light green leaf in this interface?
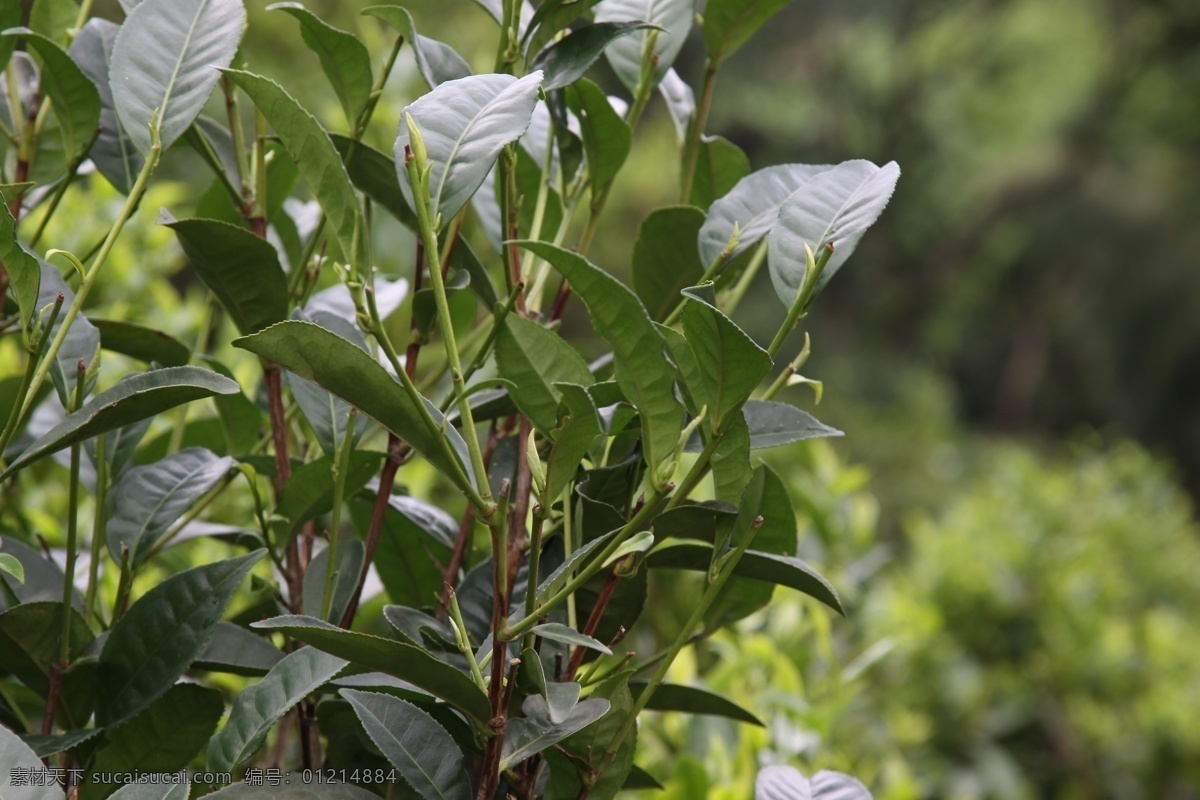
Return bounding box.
[206,646,347,772]
[768,159,901,305]
[1,366,240,479]
[681,283,772,429]
[69,19,144,194]
[595,0,693,92]
[395,71,544,223]
[0,722,65,800]
[252,615,492,724]
[632,205,706,321]
[110,0,245,155]
[339,689,472,800]
[166,218,289,335]
[3,28,100,159]
[28,0,77,43]
[697,163,833,268]
[363,6,471,88]
[738,400,843,449]
[566,78,630,193]
[630,682,763,725]
[106,447,235,569]
[495,314,594,433]
[222,68,364,268]
[235,321,471,490]
[0,552,24,584]
[703,0,793,64]
[96,550,265,727]
[0,201,40,332]
[515,241,684,482]
[530,623,613,654]
[690,135,750,209]
[85,684,223,800]
[268,2,373,126]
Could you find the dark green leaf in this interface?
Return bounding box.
[223,68,364,268]
[0,201,40,331]
[710,410,751,503]
[206,646,347,772]
[501,695,611,769]
[2,366,239,478]
[690,135,750,209]
[566,78,630,193]
[167,218,289,336]
[349,493,452,610]
[395,71,543,223]
[4,28,100,159]
[269,2,373,125]
[363,6,471,88]
[495,315,593,433]
[524,0,603,57]
[204,781,380,800]
[768,159,900,304]
[194,620,285,676]
[681,283,772,428]
[287,310,369,458]
[623,765,665,791]
[340,689,472,800]
[703,0,793,63]
[199,356,261,456]
[646,541,843,614]
[36,262,101,406]
[530,623,612,654]
[514,242,683,481]
[234,321,471,491]
[106,447,235,568]
[330,133,417,230]
[97,550,265,726]
[276,450,384,540]
[544,672,634,800]
[91,318,190,367]
[632,206,705,321]
[252,615,491,724]
[531,22,649,92]
[0,1,19,70]
[0,538,77,607]
[110,0,245,154]
[630,682,763,725]
[84,684,223,800]
[303,539,365,623]
[0,602,94,728]
[596,0,692,92]
[69,19,143,194]
[22,728,103,759]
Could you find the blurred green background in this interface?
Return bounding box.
[30,0,1200,797]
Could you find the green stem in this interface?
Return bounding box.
[767,243,832,360]
[59,370,86,664]
[662,250,733,327]
[320,410,357,621]
[679,60,720,204]
[720,237,770,317]
[29,126,103,247]
[520,505,548,653]
[439,278,525,415]
[0,292,63,458]
[16,136,161,427]
[448,589,488,690]
[84,432,108,626]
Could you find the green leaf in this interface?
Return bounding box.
[0,202,40,332]
[29,0,78,40]
[768,159,901,304]
[2,366,240,479]
[275,450,384,540]
[110,0,245,155]
[23,728,104,760]
[223,68,364,267]
[630,682,763,725]
[566,78,630,193]
[252,615,492,724]
[646,541,843,614]
[349,492,452,609]
[703,0,792,64]
[69,19,143,194]
[3,28,99,160]
[85,684,223,800]
[166,218,289,335]
[331,133,418,230]
[544,672,634,800]
[194,620,285,676]
[514,241,684,482]
[710,410,751,503]
[36,261,101,406]
[596,0,693,92]
[495,315,593,433]
[109,785,189,800]
[363,6,471,88]
[92,318,190,367]
[268,2,372,126]
[697,163,833,268]
[0,602,94,728]
[0,538,77,607]
[524,0,603,56]
[632,206,706,321]
[106,447,235,569]
[96,550,265,727]
[234,320,470,491]
[339,689,472,800]
[395,71,544,223]
[530,623,613,654]
[755,766,873,800]
[303,539,365,623]
[0,722,65,800]
[287,310,369,458]
[0,1,19,70]
[501,695,611,770]
[204,782,379,800]
[0,552,24,584]
[200,356,261,456]
[690,135,750,209]
[681,283,772,428]
[545,403,601,502]
[206,646,347,772]
[531,22,650,92]
[738,400,843,449]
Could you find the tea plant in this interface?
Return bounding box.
[0,0,897,797]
